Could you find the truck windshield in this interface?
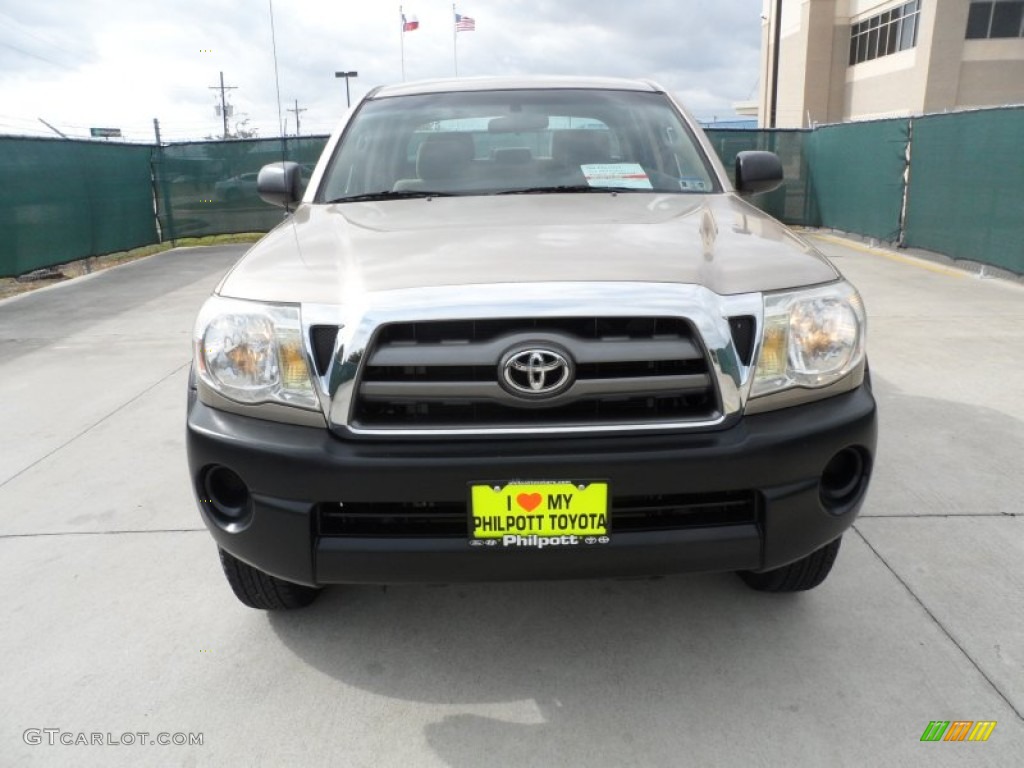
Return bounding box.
[319,88,718,202]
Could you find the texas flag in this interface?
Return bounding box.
[402,12,419,32]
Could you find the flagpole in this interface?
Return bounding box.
[453,4,458,77]
[400,5,406,81]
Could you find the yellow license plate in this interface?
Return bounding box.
[469,481,609,547]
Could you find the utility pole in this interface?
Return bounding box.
[287,100,307,136]
[208,71,238,139]
[769,0,782,128]
[335,71,359,108]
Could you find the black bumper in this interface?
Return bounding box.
[186,386,877,586]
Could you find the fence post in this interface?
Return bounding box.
[897,118,913,248]
[152,118,177,245]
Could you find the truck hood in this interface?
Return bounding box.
[217,193,838,303]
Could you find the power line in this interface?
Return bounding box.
[0,39,74,70]
[0,11,90,67]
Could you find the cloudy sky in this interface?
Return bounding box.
[0,0,763,142]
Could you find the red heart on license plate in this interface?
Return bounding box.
[516,492,543,512]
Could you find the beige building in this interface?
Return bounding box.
[758,0,1024,127]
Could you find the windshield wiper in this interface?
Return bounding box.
[495,185,638,195]
[326,190,455,203]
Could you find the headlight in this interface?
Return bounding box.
[752,281,865,398]
[193,296,318,409]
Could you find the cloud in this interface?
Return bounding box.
[0,1,761,141]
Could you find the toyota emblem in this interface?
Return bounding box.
[500,347,574,398]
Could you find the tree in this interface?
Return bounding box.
[204,116,260,141]
[231,118,259,139]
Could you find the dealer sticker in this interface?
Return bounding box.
[678,176,709,191]
[581,163,653,189]
[469,481,609,548]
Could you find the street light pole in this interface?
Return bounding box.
[334,71,359,108]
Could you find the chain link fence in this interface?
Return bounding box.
[704,129,818,227]
[3,109,1022,278]
[152,137,327,241]
[0,137,158,277]
[804,119,909,243]
[902,108,1024,274]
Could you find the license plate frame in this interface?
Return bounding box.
[468,480,610,548]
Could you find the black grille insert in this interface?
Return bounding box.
[316,491,758,538]
[355,395,714,427]
[374,317,692,345]
[310,325,339,376]
[611,491,758,532]
[728,316,757,366]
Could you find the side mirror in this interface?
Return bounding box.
[735,151,783,195]
[257,161,303,209]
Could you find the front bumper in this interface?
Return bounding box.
[186,385,877,586]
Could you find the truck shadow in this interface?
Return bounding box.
[265,374,1024,765]
[269,574,823,766]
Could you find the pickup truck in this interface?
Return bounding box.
[187,76,876,609]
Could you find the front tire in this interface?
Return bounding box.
[218,548,321,610]
[737,537,842,592]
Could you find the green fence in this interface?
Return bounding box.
[153,137,328,240]
[0,137,158,277]
[904,108,1024,274]
[3,111,1024,279]
[704,129,818,226]
[804,119,908,242]
[157,132,818,235]
[705,122,910,240]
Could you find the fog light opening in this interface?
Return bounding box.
[819,448,866,510]
[203,466,252,523]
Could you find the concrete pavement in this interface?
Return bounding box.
[0,239,1021,766]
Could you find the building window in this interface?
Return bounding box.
[849,0,921,66]
[966,1,1024,39]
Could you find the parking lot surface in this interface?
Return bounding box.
[1,239,1021,767]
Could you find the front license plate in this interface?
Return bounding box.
[469,481,609,548]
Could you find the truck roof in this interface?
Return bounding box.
[371,75,661,99]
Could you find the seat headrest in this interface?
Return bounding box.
[491,147,533,165]
[416,133,475,181]
[551,130,612,166]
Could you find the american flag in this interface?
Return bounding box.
[455,13,475,32]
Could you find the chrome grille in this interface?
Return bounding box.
[350,317,720,430]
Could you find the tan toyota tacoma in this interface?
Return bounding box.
[187,76,876,609]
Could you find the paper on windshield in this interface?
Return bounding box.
[581,163,654,190]
[678,177,710,192]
